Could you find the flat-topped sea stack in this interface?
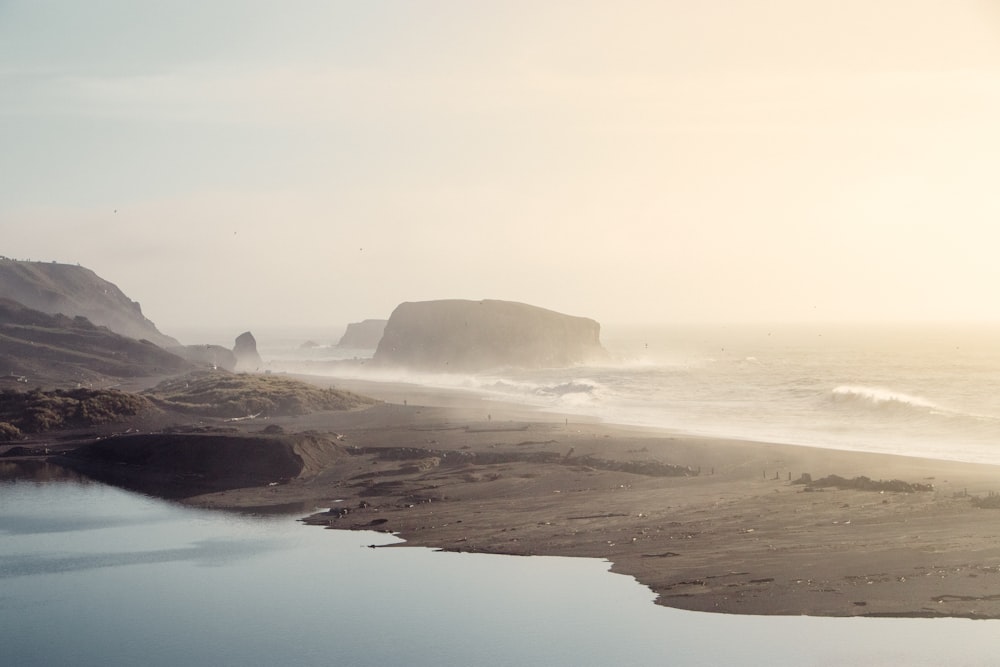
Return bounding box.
[373,299,607,372]
[336,319,387,349]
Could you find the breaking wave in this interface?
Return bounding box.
[480,379,602,406]
[831,385,1000,426]
[256,326,1000,464]
[831,385,940,411]
[532,381,597,397]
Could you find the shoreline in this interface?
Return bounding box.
[11,373,1000,618]
[182,376,1000,618]
[286,370,1000,467]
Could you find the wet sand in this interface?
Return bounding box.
[171,376,1000,619]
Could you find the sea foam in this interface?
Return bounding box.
[831,385,940,411]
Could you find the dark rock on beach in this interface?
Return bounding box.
[799,474,934,493]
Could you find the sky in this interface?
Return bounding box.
[3,1,1000,334]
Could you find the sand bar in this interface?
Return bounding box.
[138,375,1000,619]
[7,374,1000,618]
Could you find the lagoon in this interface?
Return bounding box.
[1,467,996,667]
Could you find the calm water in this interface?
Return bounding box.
[2,468,998,666]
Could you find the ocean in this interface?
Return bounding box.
[254,322,1000,465]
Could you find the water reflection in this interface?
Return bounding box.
[2,475,999,667]
[0,538,285,578]
[0,512,169,535]
[0,459,88,483]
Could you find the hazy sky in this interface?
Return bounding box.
[3,1,1000,332]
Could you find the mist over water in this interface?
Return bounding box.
[262,323,1000,465]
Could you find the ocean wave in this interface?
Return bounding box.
[481,378,601,404]
[830,385,1000,426]
[533,381,597,396]
[831,385,940,411]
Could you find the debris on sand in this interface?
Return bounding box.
[794,474,933,493]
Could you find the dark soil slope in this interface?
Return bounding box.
[60,431,347,498]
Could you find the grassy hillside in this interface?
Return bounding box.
[0,369,377,441]
[0,387,154,439]
[0,298,192,385]
[145,370,377,418]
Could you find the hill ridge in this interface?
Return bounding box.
[0,258,178,347]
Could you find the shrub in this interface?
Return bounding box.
[146,370,376,418]
[0,421,22,441]
[0,388,153,433]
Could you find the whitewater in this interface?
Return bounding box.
[257,323,1000,466]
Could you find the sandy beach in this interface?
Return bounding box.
[114,374,1000,620]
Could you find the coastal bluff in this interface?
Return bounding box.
[336,319,387,349]
[372,299,607,372]
[0,258,179,348]
[0,298,192,385]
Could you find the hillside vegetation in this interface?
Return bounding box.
[0,371,377,441]
[0,387,154,439]
[0,298,192,385]
[145,371,377,418]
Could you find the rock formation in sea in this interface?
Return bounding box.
[372,299,607,372]
[0,259,179,348]
[336,319,388,349]
[233,331,263,372]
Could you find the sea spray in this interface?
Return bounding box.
[261,323,1000,464]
